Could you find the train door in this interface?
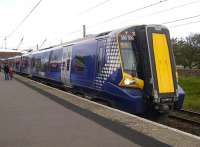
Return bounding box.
[61,46,72,86]
[135,25,178,103]
[146,26,177,99]
[96,39,106,74]
[27,55,31,74]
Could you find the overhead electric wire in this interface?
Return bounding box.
[78,0,111,15]
[39,38,47,49]
[63,29,83,36]
[14,0,199,48]
[63,0,171,40]
[44,0,200,46]
[16,37,24,49]
[88,0,169,28]
[7,0,43,39]
[138,0,200,21]
[162,13,200,24]
[169,19,200,28]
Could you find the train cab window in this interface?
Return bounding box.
[120,41,137,76]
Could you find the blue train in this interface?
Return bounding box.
[8,25,185,114]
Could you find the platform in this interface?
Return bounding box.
[0,72,199,147]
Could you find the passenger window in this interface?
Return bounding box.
[74,56,85,72]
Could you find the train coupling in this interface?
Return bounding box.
[155,104,169,113]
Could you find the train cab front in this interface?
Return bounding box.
[117,25,185,114]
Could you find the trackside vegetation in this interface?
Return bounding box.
[179,76,200,112]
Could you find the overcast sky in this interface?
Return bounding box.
[0,0,200,49]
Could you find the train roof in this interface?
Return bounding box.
[31,45,63,55]
[12,24,168,56]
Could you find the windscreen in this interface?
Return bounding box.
[120,42,136,70]
[119,32,137,75]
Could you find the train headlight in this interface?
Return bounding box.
[119,72,144,89]
[124,79,135,85]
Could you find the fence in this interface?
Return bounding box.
[177,69,200,77]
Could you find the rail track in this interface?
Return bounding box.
[169,109,200,126]
[166,109,200,136]
[179,109,200,117]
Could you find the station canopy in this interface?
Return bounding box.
[0,49,22,59]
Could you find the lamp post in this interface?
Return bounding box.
[83,25,86,38]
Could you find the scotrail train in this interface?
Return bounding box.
[7,25,185,115]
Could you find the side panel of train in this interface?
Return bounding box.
[70,25,185,113]
[7,25,185,115]
[70,39,97,88]
[31,48,63,83]
[8,56,22,73]
[21,54,31,74]
[70,38,146,113]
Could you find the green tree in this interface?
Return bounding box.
[186,34,200,68]
[172,34,200,69]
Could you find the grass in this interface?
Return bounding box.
[179,76,200,112]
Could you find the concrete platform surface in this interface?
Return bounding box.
[0,73,170,147]
[14,74,200,147]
